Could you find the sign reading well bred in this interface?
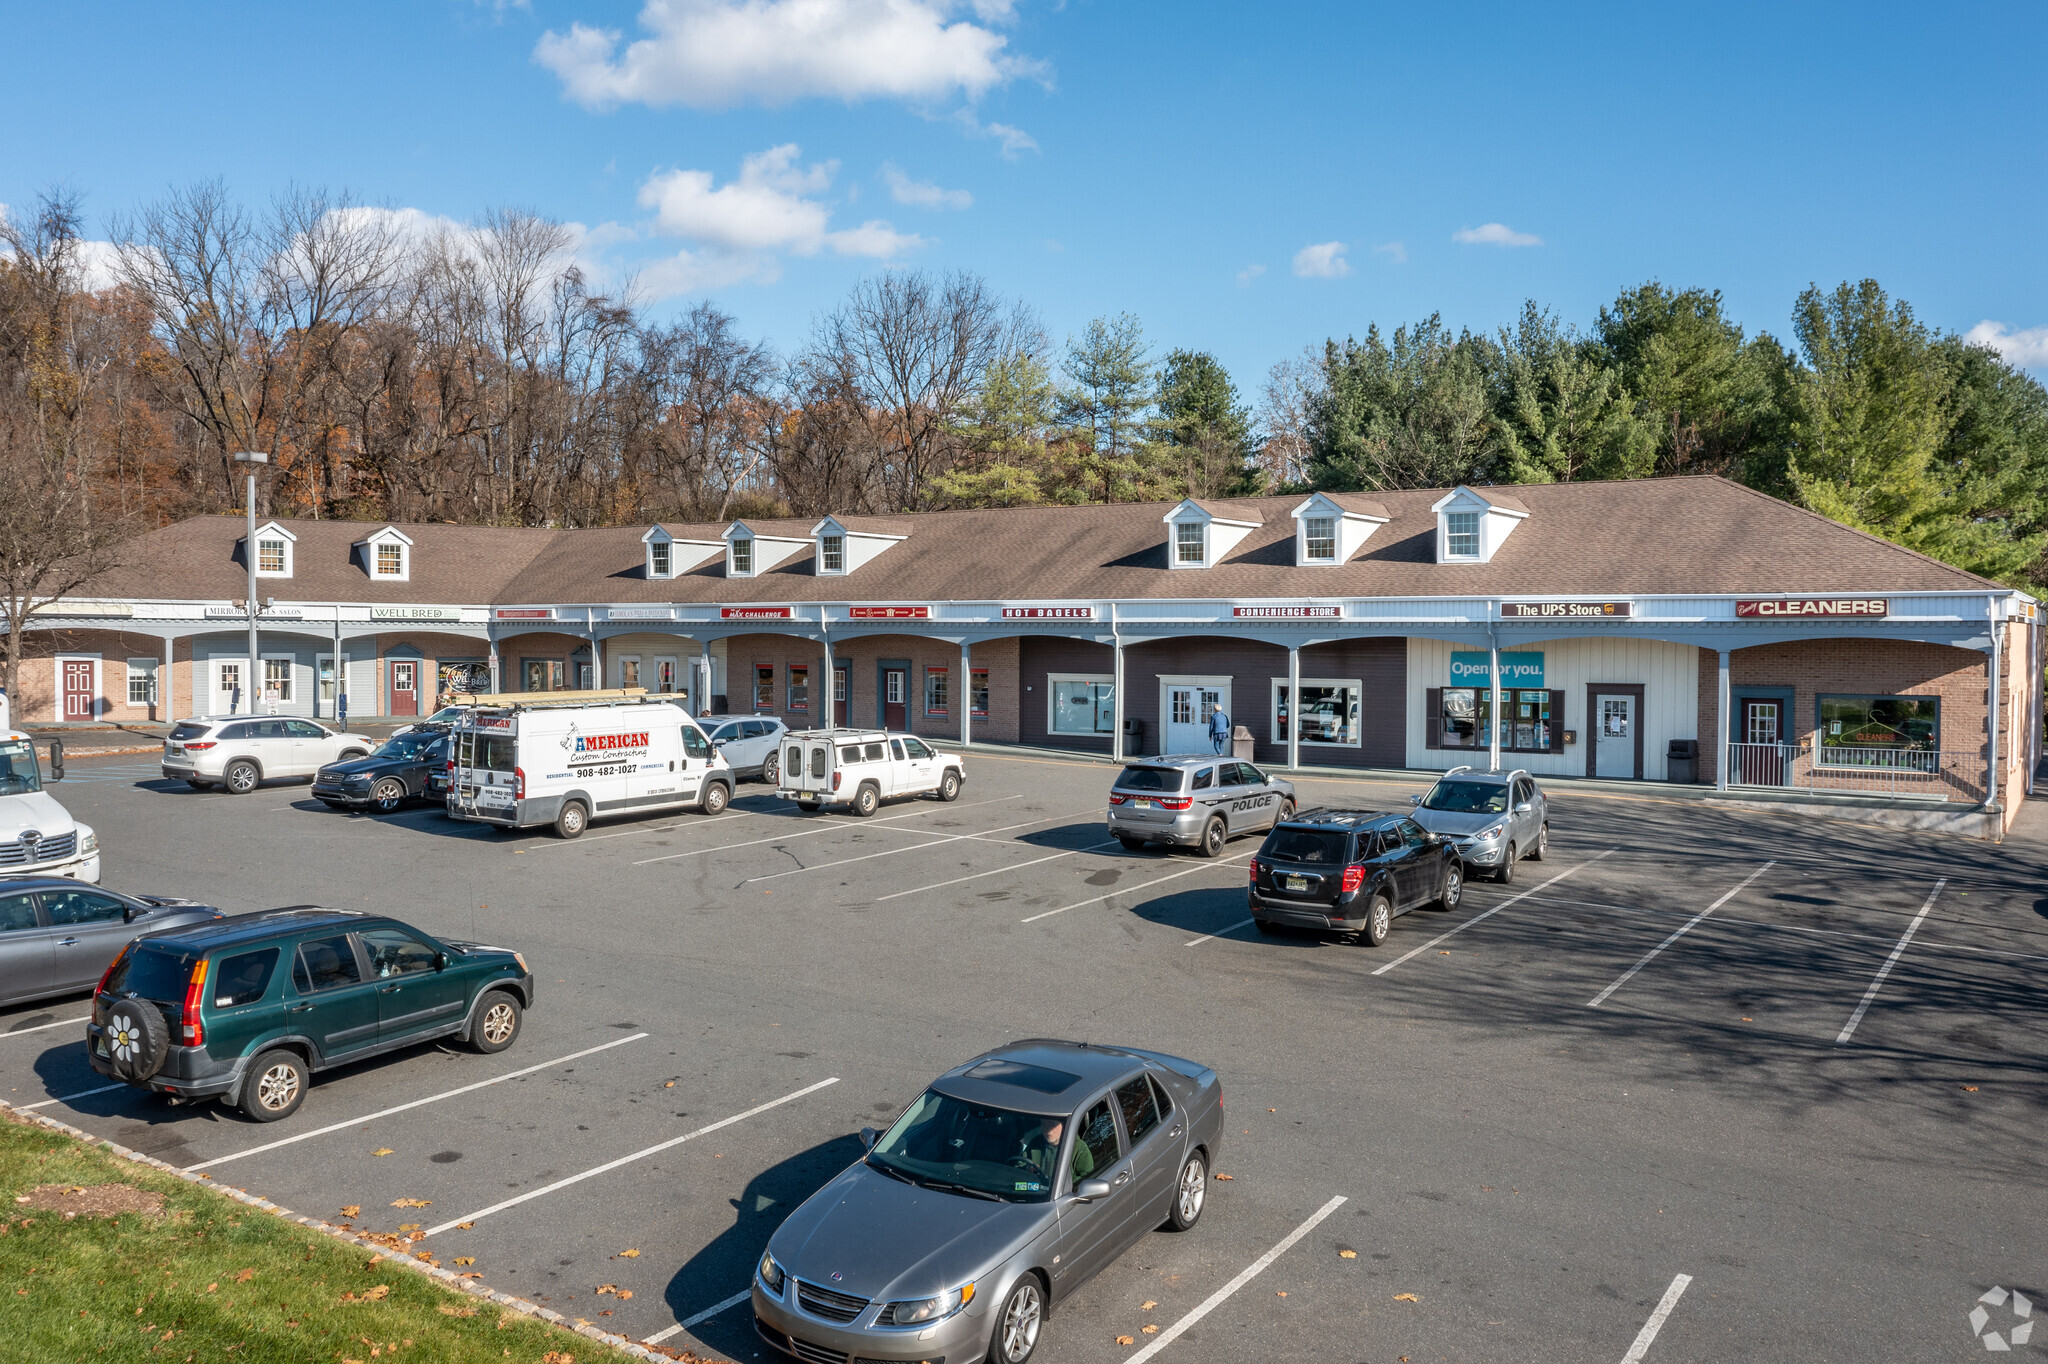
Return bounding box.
[1736,598,1889,618]
[1500,601,1632,619]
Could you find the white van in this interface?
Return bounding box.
[778,728,965,816]
[445,692,734,838]
[0,728,100,883]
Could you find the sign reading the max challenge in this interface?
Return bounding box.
[1449,652,1545,687]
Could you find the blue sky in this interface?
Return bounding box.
[6,0,2046,392]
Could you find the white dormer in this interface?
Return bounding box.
[1163,499,1262,570]
[355,525,414,581]
[810,516,909,576]
[1430,487,1529,564]
[723,521,811,578]
[1289,493,1388,565]
[641,525,724,579]
[244,521,298,579]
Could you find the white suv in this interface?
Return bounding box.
[161,717,378,795]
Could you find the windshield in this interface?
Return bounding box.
[1421,779,1509,814]
[103,944,201,1001]
[0,739,42,796]
[375,734,446,761]
[867,1089,1062,1203]
[1115,766,1183,793]
[1260,827,1349,864]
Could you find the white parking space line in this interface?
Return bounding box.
[1184,917,1253,947]
[1619,1272,1693,1362]
[735,808,1095,886]
[525,810,760,849]
[425,1077,839,1236]
[1836,878,1946,1045]
[1126,1194,1347,1364]
[2,1015,90,1038]
[630,794,1022,866]
[874,839,1120,901]
[644,1290,752,1344]
[183,1033,649,1172]
[1369,852,1616,977]
[1587,862,1774,1008]
[1019,853,1254,923]
[14,1082,126,1111]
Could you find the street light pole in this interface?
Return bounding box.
[234,452,270,714]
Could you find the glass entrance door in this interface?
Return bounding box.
[1738,699,1787,785]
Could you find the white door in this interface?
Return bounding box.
[900,736,939,792]
[1162,681,1229,756]
[1594,694,1637,779]
[214,660,245,715]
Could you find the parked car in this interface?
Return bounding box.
[0,730,100,884]
[161,717,378,795]
[1407,766,1548,882]
[778,729,964,815]
[1106,756,1295,857]
[1249,809,1461,945]
[0,879,221,1008]
[396,704,472,736]
[87,907,533,1122]
[754,1039,1222,1364]
[312,730,452,813]
[707,715,790,783]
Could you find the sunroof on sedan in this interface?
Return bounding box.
[965,1059,1082,1094]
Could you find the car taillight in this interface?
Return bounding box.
[184,741,216,750]
[1159,797,1193,811]
[1247,858,1260,882]
[1108,793,1127,805]
[832,771,843,791]
[514,766,525,800]
[181,957,209,1045]
[95,945,128,1000]
[1340,865,1365,895]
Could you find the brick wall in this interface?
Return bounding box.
[6,628,179,723]
[716,630,1016,741]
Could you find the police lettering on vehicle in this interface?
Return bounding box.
[1230,792,1277,814]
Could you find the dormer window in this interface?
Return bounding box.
[246,521,297,579]
[1175,521,1206,565]
[1302,517,1336,563]
[650,540,672,577]
[1163,499,1261,571]
[730,535,754,576]
[354,526,414,581]
[376,542,405,577]
[1288,493,1387,565]
[1444,511,1479,558]
[819,534,845,574]
[808,515,907,575]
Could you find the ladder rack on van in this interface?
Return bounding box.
[447,687,655,712]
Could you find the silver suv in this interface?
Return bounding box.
[1107,755,1296,857]
[162,716,378,795]
[1407,766,1548,882]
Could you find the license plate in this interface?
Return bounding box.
[168,745,183,756]
[460,785,478,797]
[1285,875,1309,892]
[1134,799,1152,809]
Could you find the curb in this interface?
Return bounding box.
[2,1101,698,1362]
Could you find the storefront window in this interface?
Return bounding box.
[1439,688,1553,751]
[263,658,293,703]
[925,666,949,716]
[1817,696,1938,764]
[1050,675,1115,734]
[523,659,565,692]
[754,665,775,710]
[970,668,989,717]
[787,663,809,712]
[1271,680,1362,746]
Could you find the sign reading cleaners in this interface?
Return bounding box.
[1736,597,1888,618]
[1449,652,1545,687]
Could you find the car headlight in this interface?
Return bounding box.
[758,1250,785,1295]
[513,952,528,973]
[887,1282,975,1324]
[80,830,98,855]
[1475,824,1505,841]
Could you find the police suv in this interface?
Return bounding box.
[1106,754,1296,857]
[446,691,734,838]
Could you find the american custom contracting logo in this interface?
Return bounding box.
[1968,1286,2033,1351]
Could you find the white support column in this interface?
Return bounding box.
[1487,638,1502,773]
[1985,601,2002,810]
[1286,644,1300,772]
[1112,639,1126,763]
[700,638,714,717]
[1716,648,1731,792]
[820,607,833,730]
[960,640,972,748]
[587,609,602,690]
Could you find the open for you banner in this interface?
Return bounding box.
[1449,652,1546,687]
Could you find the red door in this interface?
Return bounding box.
[389,660,419,717]
[882,668,907,730]
[62,660,95,720]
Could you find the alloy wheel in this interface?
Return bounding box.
[1443,864,1462,908]
[481,1001,516,1046]
[1178,1154,1207,1222]
[255,1062,300,1112]
[374,778,405,813]
[1000,1280,1042,1362]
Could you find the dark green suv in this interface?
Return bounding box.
[86,908,534,1123]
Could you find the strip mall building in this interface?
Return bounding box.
[11,476,2041,833]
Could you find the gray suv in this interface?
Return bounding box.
[707,715,790,783]
[1408,767,1548,882]
[1107,755,1295,857]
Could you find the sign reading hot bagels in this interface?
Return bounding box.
[1001,606,1095,619]
[1735,597,1889,618]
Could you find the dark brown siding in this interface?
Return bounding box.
[1019,635,1116,752]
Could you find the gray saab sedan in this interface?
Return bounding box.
[754,1039,1223,1364]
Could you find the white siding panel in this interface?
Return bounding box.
[1406,636,1701,779]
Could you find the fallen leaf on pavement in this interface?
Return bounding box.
[398,1224,420,1233]
[457,1222,474,1230]
[664,1081,675,1088]
[596,1285,619,1296]
[1267,1109,1276,1113]
[1394,1292,1420,1302]
[1115,1336,1135,1346]
[617,1290,633,1300]
[372,1149,393,1157]
[1142,1324,1158,1334]
[1213,1173,1232,1180]
[341,1206,361,1218]
[391,1199,432,1208]
[454,1258,475,1267]
[1963,1085,1979,1092]
[1339,1250,1357,1259]
[1140,1300,1156,1310]
[616,1249,640,1258]
[1276,1290,1287,1297]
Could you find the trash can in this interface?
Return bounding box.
[1666,738,1700,784]
[1232,725,1254,760]
[1122,717,1145,753]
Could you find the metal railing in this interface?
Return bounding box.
[1724,741,1986,802]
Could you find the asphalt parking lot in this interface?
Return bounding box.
[5,747,2046,1363]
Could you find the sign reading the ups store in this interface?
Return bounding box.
[1500,600,1631,619]
[1449,652,1545,687]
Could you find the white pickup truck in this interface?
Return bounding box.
[0,728,101,883]
[778,728,964,815]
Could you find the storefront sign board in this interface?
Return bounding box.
[1449,651,1545,687]
[495,608,554,620]
[848,606,929,619]
[605,606,674,620]
[1231,605,1342,618]
[371,605,464,622]
[1001,606,1096,619]
[1736,597,1888,618]
[1500,601,1632,619]
[721,606,792,619]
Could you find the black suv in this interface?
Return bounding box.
[1248,809,1462,945]
[86,908,533,1122]
[312,728,452,813]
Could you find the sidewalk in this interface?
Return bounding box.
[22,719,409,758]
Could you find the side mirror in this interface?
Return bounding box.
[1074,1178,1113,1201]
[124,906,140,923]
[860,1126,879,1151]
[48,739,64,781]
[1514,802,1533,814]
[1407,793,1421,806]
[433,952,449,971]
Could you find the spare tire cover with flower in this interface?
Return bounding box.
[102,999,170,1082]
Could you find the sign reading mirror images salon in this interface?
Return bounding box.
[1449,652,1545,687]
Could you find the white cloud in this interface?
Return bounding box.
[949,110,1038,158]
[1372,240,1406,264]
[881,164,972,210]
[1964,320,2048,370]
[535,0,1039,110]
[1292,241,1351,279]
[1235,263,1265,286]
[1453,222,1541,247]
